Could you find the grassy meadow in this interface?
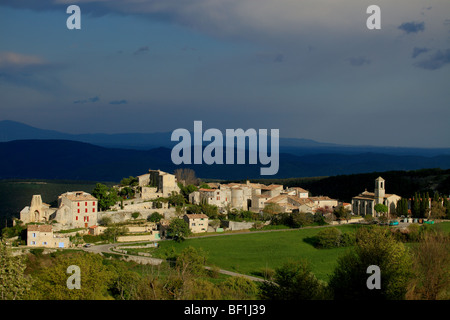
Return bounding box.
[152,224,360,282]
[151,222,450,283]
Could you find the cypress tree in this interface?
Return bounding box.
[412,193,420,218]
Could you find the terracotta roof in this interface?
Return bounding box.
[310,196,335,201]
[261,184,283,190]
[291,187,309,193]
[185,214,208,219]
[61,192,97,201]
[265,194,287,203]
[27,225,53,232]
[199,188,216,192]
[265,194,312,205]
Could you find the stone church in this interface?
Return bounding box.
[351,177,401,217]
[20,195,56,224]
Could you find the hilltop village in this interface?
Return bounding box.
[11,168,438,249]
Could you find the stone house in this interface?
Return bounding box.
[27,225,71,248]
[137,169,181,199]
[183,214,209,233]
[54,191,98,228]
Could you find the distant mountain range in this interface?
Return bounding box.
[1,120,450,157]
[1,139,450,181]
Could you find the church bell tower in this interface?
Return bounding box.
[374,177,385,204]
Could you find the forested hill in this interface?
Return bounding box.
[248,168,450,203]
[1,139,450,181]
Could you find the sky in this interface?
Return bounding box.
[0,0,449,148]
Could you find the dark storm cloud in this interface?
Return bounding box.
[398,21,425,34]
[134,46,149,55]
[109,100,128,105]
[412,47,429,58]
[74,96,100,104]
[348,56,371,66]
[414,49,450,70]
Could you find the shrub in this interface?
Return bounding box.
[316,228,342,249]
[340,232,356,247]
[131,212,140,219]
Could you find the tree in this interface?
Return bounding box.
[108,260,141,300]
[263,203,282,216]
[315,227,342,249]
[406,230,450,300]
[259,260,329,300]
[396,198,409,217]
[131,212,140,220]
[28,251,115,300]
[92,183,119,211]
[168,192,186,207]
[174,168,198,185]
[120,176,138,187]
[412,193,420,218]
[429,200,446,221]
[219,276,259,300]
[178,183,198,200]
[443,196,450,219]
[167,218,191,242]
[200,203,219,219]
[176,246,207,278]
[0,240,32,300]
[290,211,312,228]
[374,203,388,217]
[148,212,163,223]
[334,206,351,222]
[119,186,135,199]
[328,226,413,300]
[103,226,128,242]
[419,192,430,218]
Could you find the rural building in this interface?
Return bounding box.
[54,191,98,228]
[264,194,315,213]
[351,177,401,217]
[183,214,209,233]
[286,187,309,198]
[20,195,56,224]
[88,225,106,236]
[27,225,71,248]
[137,169,181,199]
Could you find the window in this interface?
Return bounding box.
[31,241,36,245]
[78,209,80,213]
[32,233,36,238]
[85,202,88,206]
[76,216,78,221]
[85,208,88,213]
[93,202,95,206]
[92,208,95,212]
[43,242,47,245]
[78,202,80,207]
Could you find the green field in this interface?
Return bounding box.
[153,224,360,282]
[152,222,450,283]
